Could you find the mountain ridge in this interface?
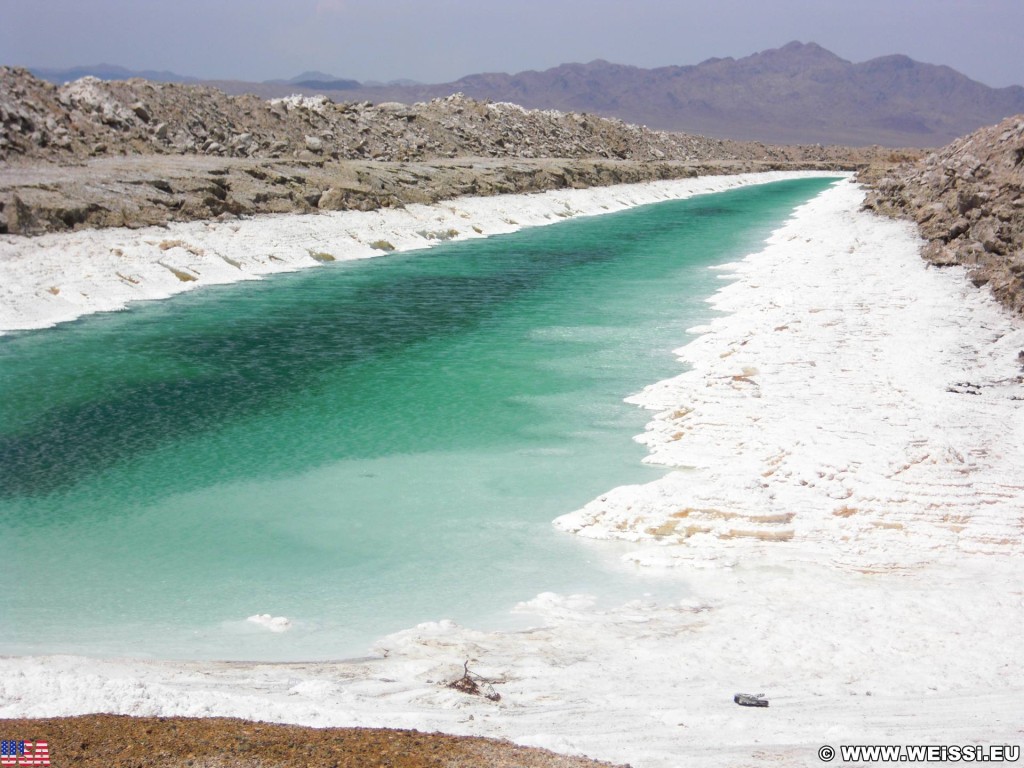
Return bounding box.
[31,63,200,84]
[18,42,1024,147]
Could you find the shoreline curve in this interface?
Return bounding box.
[0,171,843,335]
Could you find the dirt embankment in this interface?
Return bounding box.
[863,114,1024,316]
[0,715,626,768]
[0,66,905,236]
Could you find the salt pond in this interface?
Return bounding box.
[2,176,1022,768]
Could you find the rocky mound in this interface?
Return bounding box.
[0,66,901,236]
[0,65,794,165]
[863,115,1024,315]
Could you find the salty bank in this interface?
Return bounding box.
[0,170,837,334]
[2,177,1023,768]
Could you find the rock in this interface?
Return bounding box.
[6,194,38,234]
[948,217,970,239]
[920,241,957,266]
[130,102,151,123]
[734,693,769,707]
[318,185,381,211]
[317,187,347,210]
[304,135,323,153]
[973,219,1006,254]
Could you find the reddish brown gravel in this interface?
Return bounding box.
[0,715,628,768]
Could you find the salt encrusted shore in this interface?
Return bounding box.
[3,179,1023,768]
[556,178,1024,567]
[0,170,837,334]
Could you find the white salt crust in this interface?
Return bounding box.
[2,177,1023,768]
[0,171,836,334]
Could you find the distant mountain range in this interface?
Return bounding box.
[26,42,1024,147]
[32,65,419,91]
[30,63,200,84]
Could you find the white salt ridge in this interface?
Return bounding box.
[0,171,835,335]
[3,178,1023,768]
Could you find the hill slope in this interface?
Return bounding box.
[0,67,889,235]
[0,66,800,165]
[864,114,1024,315]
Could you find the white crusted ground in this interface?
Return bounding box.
[556,179,1024,570]
[2,178,1022,768]
[0,170,832,334]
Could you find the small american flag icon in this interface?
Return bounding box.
[0,740,50,767]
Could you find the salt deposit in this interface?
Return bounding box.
[2,177,1022,768]
[0,171,837,334]
[246,615,292,633]
[556,178,1024,568]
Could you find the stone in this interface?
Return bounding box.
[948,217,970,239]
[973,219,1007,254]
[130,102,151,123]
[734,693,769,707]
[6,194,38,234]
[318,187,356,210]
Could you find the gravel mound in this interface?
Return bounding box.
[864,114,1024,315]
[1,66,822,165]
[0,67,898,236]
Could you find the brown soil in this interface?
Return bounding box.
[0,715,627,768]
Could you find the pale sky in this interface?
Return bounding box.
[3,0,1022,88]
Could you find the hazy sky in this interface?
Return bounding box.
[3,0,1023,88]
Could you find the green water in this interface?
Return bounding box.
[0,178,837,660]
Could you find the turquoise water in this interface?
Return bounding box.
[0,178,837,660]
